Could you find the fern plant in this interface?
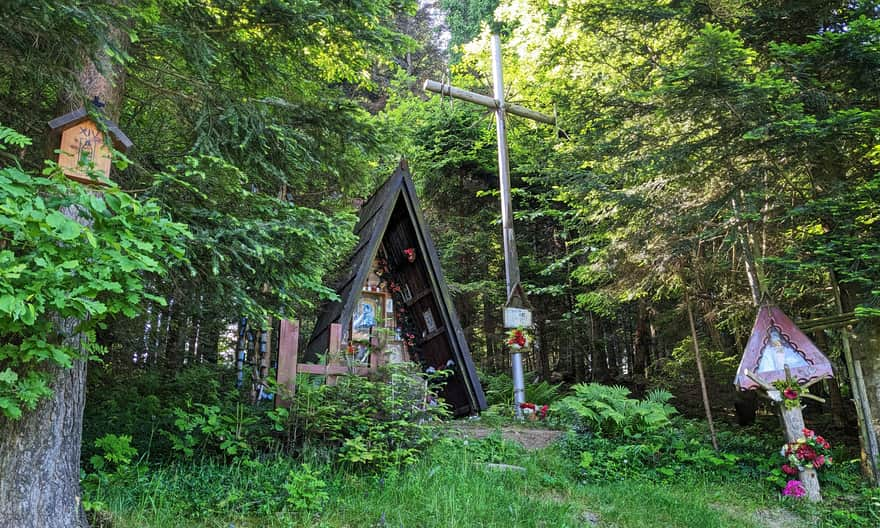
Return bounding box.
[552,383,676,439]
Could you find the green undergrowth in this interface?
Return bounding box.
[83,429,858,528]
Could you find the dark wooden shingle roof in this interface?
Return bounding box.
[306,161,487,414]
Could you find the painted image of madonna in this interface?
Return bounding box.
[353,299,378,332]
[756,327,809,374]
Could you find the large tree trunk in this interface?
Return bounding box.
[0,339,89,527]
[0,23,126,527]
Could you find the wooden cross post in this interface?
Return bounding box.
[425,34,555,418]
[745,367,826,501]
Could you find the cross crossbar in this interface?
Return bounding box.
[423,80,555,125]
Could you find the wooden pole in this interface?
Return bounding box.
[748,367,822,501]
[275,320,300,408]
[685,287,719,451]
[780,405,823,501]
[831,270,880,483]
[423,36,556,419]
[490,33,527,417]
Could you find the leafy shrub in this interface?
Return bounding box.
[90,433,138,473]
[274,362,448,471]
[83,363,241,461]
[81,433,141,520]
[553,383,676,438]
[284,463,329,514]
[163,399,259,459]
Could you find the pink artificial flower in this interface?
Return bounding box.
[813,455,825,469]
[403,248,416,262]
[783,388,798,400]
[802,428,815,438]
[783,480,806,498]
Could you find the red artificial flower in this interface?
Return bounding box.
[796,444,817,461]
[782,464,798,475]
[813,455,826,469]
[346,344,357,356]
[508,330,527,348]
[539,404,549,418]
[783,388,798,400]
[802,428,815,438]
[403,248,416,263]
[520,402,536,410]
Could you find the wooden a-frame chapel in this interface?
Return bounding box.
[306,161,487,415]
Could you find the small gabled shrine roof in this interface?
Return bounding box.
[734,304,834,390]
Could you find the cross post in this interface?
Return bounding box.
[424,33,555,418]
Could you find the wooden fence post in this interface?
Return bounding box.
[275,320,300,408]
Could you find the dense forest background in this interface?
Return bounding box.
[1,0,878,447]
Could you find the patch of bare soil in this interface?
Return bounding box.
[445,423,563,450]
[711,502,815,528]
[752,507,816,528]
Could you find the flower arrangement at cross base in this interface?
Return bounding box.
[506,328,532,351]
[781,428,833,473]
[782,480,806,498]
[778,428,832,498]
[519,402,549,420]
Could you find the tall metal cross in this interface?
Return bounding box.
[424,34,556,417]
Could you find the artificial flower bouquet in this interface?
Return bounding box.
[781,428,833,474]
[519,402,549,420]
[506,328,532,350]
[779,428,832,498]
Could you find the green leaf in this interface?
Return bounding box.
[45,212,81,241]
[0,368,18,384]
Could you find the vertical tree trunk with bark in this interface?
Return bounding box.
[632,299,649,394]
[536,317,550,381]
[590,313,608,383]
[0,25,126,527]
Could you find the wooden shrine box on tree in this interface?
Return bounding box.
[305,161,487,416]
[48,107,133,184]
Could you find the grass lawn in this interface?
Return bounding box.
[91,429,830,528]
